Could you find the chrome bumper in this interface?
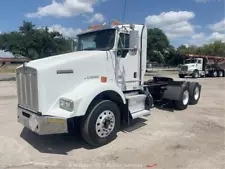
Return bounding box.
[17,106,68,135]
[179,71,193,75]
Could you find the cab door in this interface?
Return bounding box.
[197,59,203,71]
[115,32,140,91]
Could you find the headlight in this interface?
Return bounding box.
[59,99,74,112]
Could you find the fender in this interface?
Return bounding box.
[49,80,126,118]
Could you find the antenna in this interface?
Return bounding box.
[122,0,127,24]
[121,0,128,32]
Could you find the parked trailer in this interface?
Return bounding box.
[16,22,202,147]
[179,54,225,78]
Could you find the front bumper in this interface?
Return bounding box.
[179,70,193,75]
[17,106,68,135]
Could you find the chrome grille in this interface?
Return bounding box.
[16,66,38,111]
[181,66,188,71]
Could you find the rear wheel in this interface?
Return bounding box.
[218,70,223,77]
[189,82,201,105]
[80,100,120,147]
[213,70,218,77]
[174,87,190,110]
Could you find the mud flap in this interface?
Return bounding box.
[162,81,190,101]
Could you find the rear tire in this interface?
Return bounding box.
[174,87,190,110]
[179,74,185,78]
[80,100,120,147]
[188,82,201,105]
[213,70,218,77]
[218,70,223,77]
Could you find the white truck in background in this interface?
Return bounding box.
[179,55,225,78]
[16,22,201,147]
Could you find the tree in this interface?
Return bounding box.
[177,41,225,57]
[0,21,73,60]
[147,28,175,64]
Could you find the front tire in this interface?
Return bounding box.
[192,70,199,78]
[80,100,120,147]
[174,87,190,110]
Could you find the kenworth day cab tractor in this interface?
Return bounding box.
[179,55,225,78]
[16,22,201,147]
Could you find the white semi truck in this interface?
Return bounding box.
[16,22,201,147]
[179,55,225,78]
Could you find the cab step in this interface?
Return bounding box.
[131,110,150,119]
[125,94,146,113]
[125,94,151,119]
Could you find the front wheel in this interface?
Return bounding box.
[80,100,120,147]
[192,70,199,78]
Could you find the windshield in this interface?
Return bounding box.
[185,59,197,64]
[76,29,115,51]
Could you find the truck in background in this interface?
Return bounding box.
[16,21,202,147]
[179,54,225,78]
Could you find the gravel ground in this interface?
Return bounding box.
[0,73,224,169]
[0,73,15,81]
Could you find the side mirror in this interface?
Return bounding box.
[129,30,139,50]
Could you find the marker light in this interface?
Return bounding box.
[101,76,107,83]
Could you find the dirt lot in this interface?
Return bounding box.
[0,73,224,169]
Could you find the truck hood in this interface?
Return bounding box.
[183,63,197,67]
[23,51,106,71]
[16,50,116,113]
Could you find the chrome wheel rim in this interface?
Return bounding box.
[96,110,115,138]
[214,71,217,77]
[219,71,223,77]
[182,90,189,105]
[194,87,200,100]
[195,72,198,78]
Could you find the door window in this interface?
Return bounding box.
[118,33,129,49]
[117,33,129,58]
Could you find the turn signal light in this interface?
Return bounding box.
[89,25,103,30]
[112,20,120,25]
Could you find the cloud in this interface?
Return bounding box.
[88,13,105,23]
[145,11,195,39]
[0,50,14,58]
[207,32,225,42]
[208,18,225,32]
[187,32,225,46]
[48,25,82,38]
[26,0,105,18]
[192,32,205,40]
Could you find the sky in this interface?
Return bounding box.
[0,0,225,57]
